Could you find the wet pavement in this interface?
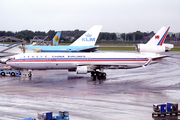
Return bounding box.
[0,52,180,120]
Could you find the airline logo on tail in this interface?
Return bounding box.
[54,36,59,42]
[53,32,61,46]
[155,35,159,39]
[82,34,95,42]
[70,25,102,46]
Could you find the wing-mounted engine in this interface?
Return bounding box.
[136,44,166,53]
[76,66,88,74]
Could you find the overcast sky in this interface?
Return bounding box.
[0,0,180,33]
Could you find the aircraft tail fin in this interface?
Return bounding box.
[147,26,170,46]
[52,32,61,46]
[70,25,102,46]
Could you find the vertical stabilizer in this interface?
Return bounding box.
[52,32,61,46]
[70,25,102,46]
[147,26,170,46]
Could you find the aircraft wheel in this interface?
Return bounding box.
[91,71,95,76]
[97,76,102,80]
[97,72,102,77]
[1,72,5,76]
[28,73,32,77]
[102,76,106,80]
[11,72,15,76]
[102,72,106,77]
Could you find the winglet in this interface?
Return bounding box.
[52,32,61,46]
[70,25,102,46]
[143,58,152,68]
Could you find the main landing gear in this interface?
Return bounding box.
[91,71,107,80]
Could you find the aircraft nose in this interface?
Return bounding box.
[0,58,8,64]
[0,57,10,64]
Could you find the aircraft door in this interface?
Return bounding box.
[136,56,140,63]
[87,56,91,63]
[46,55,52,69]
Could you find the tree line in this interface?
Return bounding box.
[0,30,179,43]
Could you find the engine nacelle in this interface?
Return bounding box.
[162,43,174,52]
[76,66,88,74]
[136,44,166,53]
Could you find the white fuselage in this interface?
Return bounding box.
[6,52,158,70]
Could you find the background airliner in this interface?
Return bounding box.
[3,26,171,79]
[22,25,102,52]
[0,25,102,56]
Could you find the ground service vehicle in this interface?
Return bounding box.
[53,111,69,120]
[0,69,21,76]
[37,111,69,120]
[152,103,180,116]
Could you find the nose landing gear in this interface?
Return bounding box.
[28,70,32,77]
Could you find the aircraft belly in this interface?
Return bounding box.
[90,61,144,66]
[46,62,77,69]
[8,62,77,70]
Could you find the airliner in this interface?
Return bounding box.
[2,26,171,79]
[0,25,102,55]
[22,25,102,52]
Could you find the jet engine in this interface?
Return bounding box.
[76,66,88,74]
[162,43,174,52]
[136,43,173,53]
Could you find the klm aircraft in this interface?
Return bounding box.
[23,25,102,52]
[0,25,102,56]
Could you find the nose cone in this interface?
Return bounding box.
[0,58,9,64]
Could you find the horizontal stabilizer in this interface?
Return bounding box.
[143,58,152,67]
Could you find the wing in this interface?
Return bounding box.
[77,58,153,70]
